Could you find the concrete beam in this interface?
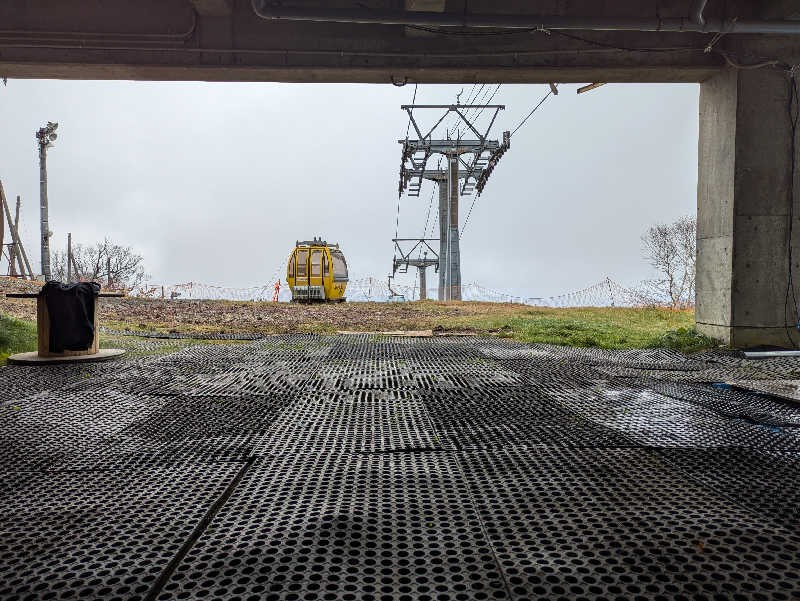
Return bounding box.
[0,0,733,83]
[189,0,232,17]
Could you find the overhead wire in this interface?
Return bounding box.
[419,156,442,259]
[509,86,554,137]
[467,83,503,133]
[549,30,705,53]
[460,195,480,237]
[458,84,503,236]
[397,83,419,244]
[449,84,484,138]
[406,24,540,37]
[456,84,501,138]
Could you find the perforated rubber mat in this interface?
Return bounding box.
[0,462,243,601]
[160,453,509,601]
[458,446,800,601]
[3,334,800,600]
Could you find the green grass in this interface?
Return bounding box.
[0,314,37,365]
[433,307,715,352]
[0,314,251,365]
[3,305,717,361]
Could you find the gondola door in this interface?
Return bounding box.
[296,248,309,299]
[310,248,324,299]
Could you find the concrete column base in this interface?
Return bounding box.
[696,323,798,349]
[696,58,800,349]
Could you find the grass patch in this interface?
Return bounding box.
[98,333,250,358]
[0,314,37,365]
[86,302,719,353]
[430,306,709,350]
[650,326,720,354]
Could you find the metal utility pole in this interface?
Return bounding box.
[447,154,460,300]
[405,169,482,301]
[67,233,72,282]
[36,121,58,281]
[397,104,510,301]
[418,262,428,300]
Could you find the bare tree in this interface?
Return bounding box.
[51,237,148,290]
[641,215,696,309]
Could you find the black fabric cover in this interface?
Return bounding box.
[39,281,101,353]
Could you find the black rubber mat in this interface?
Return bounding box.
[422,387,636,450]
[657,447,800,531]
[552,382,800,451]
[0,390,167,471]
[255,390,441,454]
[101,327,264,340]
[51,432,260,470]
[159,452,511,601]
[458,446,800,601]
[0,461,242,601]
[4,334,800,600]
[0,362,132,404]
[652,381,800,427]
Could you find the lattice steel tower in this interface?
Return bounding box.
[398,104,510,300]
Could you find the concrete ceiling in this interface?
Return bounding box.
[0,1,797,83]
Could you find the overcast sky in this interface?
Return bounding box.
[0,79,698,298]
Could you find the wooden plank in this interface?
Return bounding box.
[0,183,34,279]
[36,295,50,356]
[337,329,434,337]
[6,292,124,298]
[12,196,23,277]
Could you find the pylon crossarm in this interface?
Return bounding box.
[404,107,424,140]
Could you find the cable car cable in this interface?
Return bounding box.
[453,84,490,138]
[461,195,480,237]
[462,85,550,237]
[449,84,483,138]
[419,185,436,260]
[509,86,555,137]
[397,83,419,255]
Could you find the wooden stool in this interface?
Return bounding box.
[5,292,126,364]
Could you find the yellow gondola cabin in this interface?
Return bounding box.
[287,238,349,302]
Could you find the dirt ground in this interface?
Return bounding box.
[0,277,523,334]
[0,277,698,350]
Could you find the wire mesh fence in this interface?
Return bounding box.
[130,277,678,308]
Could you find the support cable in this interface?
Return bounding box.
[461,84,502,137]
[509,86,554,137]
[449,84,484,138]
[419,185,435,259]
[460,194,480,237]
[396,83,419,248]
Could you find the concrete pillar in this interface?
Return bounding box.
[696,64,800,348]
[438,180,447,300]
[418,266,427,300]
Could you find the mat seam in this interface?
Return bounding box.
[143,455,256,601]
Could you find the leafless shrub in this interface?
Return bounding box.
[52,237,148,290]
[641,215,696,309]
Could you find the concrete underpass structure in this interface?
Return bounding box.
[2,0,800,346]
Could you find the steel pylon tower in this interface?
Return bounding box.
[391,238,439,300]
[398,104,510,301]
